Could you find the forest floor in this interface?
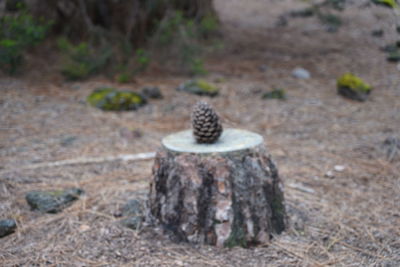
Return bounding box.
[1,0,400,266]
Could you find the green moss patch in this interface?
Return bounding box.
[371,0,398,8]
[58,38,112,81]
[337,73,372,102]
[177,79,219,97]
[87,87,146,111]
[0,10,51,74]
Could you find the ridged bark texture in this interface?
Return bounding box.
[147,145,287,247]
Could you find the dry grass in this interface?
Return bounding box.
[1,0,400,266]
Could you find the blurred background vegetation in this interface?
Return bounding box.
[0,0,220,79]
[0,0,398,79]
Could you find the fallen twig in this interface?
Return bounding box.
[1,152,156,173]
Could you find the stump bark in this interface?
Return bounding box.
[147,129,287,247]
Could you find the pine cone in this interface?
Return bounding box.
[191,101,223,144]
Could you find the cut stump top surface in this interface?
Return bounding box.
[162,128,264,154]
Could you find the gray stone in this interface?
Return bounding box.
[60,136,78,147]
[0,219,17,238]
[119,199,145,230]
[121,199,143,217]
[292,67,311,79]
[141,86,163,99]
[371,29,384,37]
[120,216,144,230]
[324,170,335,178]
[286,205,308,233]
[26,188,84,213]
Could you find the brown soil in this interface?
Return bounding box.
[1,1,400,266]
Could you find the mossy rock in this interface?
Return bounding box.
[177,79,219,97]
[371,0,398,8]
[26,188,84,213]
[262,88,286,100]
[337,73,372,102]
[87,87,147,111]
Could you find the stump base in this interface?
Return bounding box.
[147,129,287,247]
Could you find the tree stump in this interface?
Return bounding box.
[147,129,287,247]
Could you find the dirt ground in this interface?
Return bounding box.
[1,0,400,266]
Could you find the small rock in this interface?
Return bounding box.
[319,13,342,33]
[141,86,163,99]
[60,136,77,147]
[119,199,145,230]
[290,8,315,18]
[382,41,400,63]
[0,219,17,238]
[292,68,311,79]
[26,188,84,213]
[275,15,288,27]
[120,215,144,230]
[371,29,384,37]
[334,165,345,172]
[121,199,144,217]
[262,88,286,100]
[287,205,308,233]
[387,51,400,63]
[177,79,219,97]
[381,41,400,53]
[325,171,335,178]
